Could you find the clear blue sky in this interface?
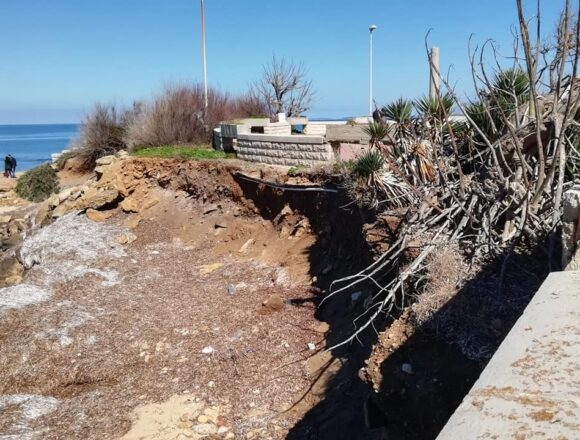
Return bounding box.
[0,0,565,124]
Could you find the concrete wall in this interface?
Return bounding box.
[235,134,333,166]
[263,122,292,136]
[437,270,580,440]
[304,123,327,136]
[326,124,370,143]
[562,185,580,270]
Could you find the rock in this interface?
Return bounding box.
[95,155,115,166]
[227,283,236,295]
[201,346,214,355]
[262,294,284,312]
[143,197,160,210]
[124,214,142,229]
[225,433,235,440]
[47,194,61,209]
[307,342,316,351]
[192,423,217,436]
[196,415,209,424]
[76,188,119,210]
[239,238,255,253]
[86,208,115,222]
[116,233,137,245]
[120,197,140,213]
[52,201,76,218]
[274,268,291,287]
[401,363,413,375]
[57,187,75,203]
[0,215,12,224]
[203,204,219,214]
[202,407,219,423]
[314,322,330,334]
[34,200,51,227]
[217,426,230,434]
[0,257,24,288]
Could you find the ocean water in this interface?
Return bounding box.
[0,124,80,171]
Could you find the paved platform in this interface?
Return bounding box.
[437,270,580,439]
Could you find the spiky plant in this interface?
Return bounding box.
[415,94,455,120]
[492,68,530,105]
[353,150,385,180]
[363,121,390,150]
[381,98,413,123]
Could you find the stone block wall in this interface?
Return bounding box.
[235,134,333,166]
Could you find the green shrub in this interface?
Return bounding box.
[15,164,60,202]
[287,165,309,176]
[353,151,385,178]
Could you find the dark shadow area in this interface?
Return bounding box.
[363,240,553,439]
[235,175,392,439]
[235,174,554,440]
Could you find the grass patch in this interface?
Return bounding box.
[131,146,234,160]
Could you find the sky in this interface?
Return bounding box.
[0,0,567,124]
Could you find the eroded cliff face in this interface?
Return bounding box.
[0,155,381,440]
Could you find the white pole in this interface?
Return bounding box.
[369,25,377,116]
[429,47,440,99]
[201,0,208,111]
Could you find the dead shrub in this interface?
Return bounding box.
[71,104,128,171]
[126,84,267,149]
[411,245,467,326]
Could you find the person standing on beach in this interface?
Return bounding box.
[4,155,11,178]
[9,155,16,178]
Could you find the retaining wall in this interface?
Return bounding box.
[436,270,580,440]
[562,185,580,270]
[235,134,333,166]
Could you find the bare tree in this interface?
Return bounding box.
[251,56,315,118]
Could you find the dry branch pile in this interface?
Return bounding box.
[326,1,580,354]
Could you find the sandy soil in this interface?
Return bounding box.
[0,187,327,440]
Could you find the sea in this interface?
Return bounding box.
[0,124,80,172]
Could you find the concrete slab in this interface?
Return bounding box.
[437,270,580,440]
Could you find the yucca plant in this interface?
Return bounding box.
[363,121,390,150]
[415,93,455,120]
[382,98,413,123]
[353,150,385,180]
[492,68,529,105]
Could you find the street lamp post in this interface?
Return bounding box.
[200,0,208,112]
[369,24,377,117]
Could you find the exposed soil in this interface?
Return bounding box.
[0,157,550,440]
[0,158,374,439]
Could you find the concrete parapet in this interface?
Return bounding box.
[327,124,370,143]
[436,270,580,440]
[263,123,291,136]
[237,134,325,144]
[562,185,580,270]
[304,124,327,136]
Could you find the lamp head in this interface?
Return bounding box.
[369,24,377,33]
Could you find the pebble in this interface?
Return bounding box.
[201,346,214,355]
[192,423,218,435]
[401,363,414,375]
[197,415,209,423]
